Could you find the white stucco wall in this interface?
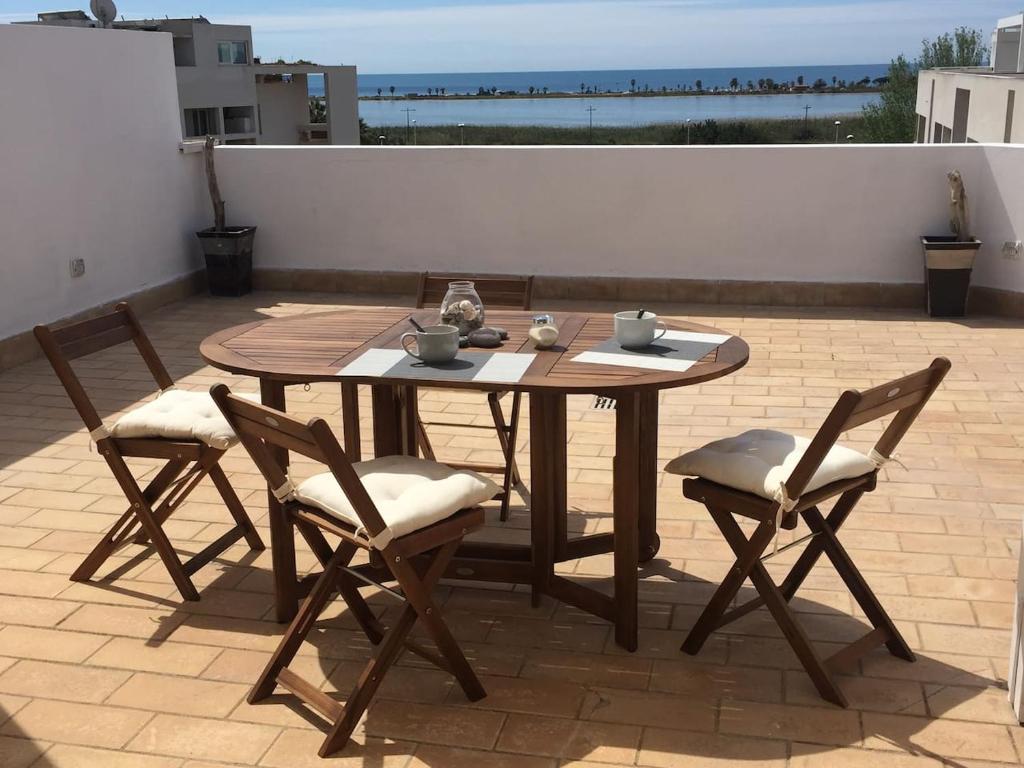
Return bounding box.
[256,75,309,144]
[974,144,1024,292]
[0,24,207,340]
[215,143,990,285]
[917,71,1023,144]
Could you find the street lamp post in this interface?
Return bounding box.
[401,107,416,143]
[458,122,465,145]
[834,120,842,143]
[685,118,692,145]
[378,135,386,145]
[412,119,417,145]
[586,105,597,143]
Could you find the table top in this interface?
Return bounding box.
[200,308,749,394]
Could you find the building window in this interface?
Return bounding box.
[172,37,195,67]
[184,108,219,138]
[218,41,248,65]
[222,106,256,135]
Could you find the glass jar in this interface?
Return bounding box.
[439,281,485,335]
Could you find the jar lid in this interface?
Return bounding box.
[532,313,555,325]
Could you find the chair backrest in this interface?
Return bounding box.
[209,384,389,542]
[416,273,534,310]
[34,302,174,433]
[782,357,951,501]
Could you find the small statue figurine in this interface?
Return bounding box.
[947,170,970,242]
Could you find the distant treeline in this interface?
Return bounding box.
[362,76,884,101]
[360,115,870,146]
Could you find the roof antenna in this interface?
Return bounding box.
[89,0,117,27]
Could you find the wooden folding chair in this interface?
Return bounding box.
[414,272,534,521]
[210,384,487,757]
[676,358,951,707]
[34,303,264,601]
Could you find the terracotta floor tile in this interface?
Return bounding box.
[862,711,1018,762]
[258,728,413,767]
[718,700,861,747]
[0,659,131,703]
[2,699,153,749]
[410,744,557,767]
[363,700,505,749]
[128,714,279,763]
[0,735,46,768]
[39,743,183,768]
[496,713,640,763]
[86,637,222,676]
[0,626,108,663]
[107,672,249,717]
[638,727,788,767]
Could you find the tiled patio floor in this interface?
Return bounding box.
[0,291,1022,767]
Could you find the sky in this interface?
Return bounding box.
[1,0,1020,73]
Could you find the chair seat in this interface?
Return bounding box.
[664,429,877,503]
[293,455,500,543]
[112,389,256,450]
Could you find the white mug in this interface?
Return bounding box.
[614,311,667,348]
[401,325,459,363]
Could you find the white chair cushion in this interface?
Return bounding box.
[664,429,877,503]
[110,389,254,450]
[293,455,501,544]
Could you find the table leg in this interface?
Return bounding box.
[613,392,641,651]
[340,383,361,461]
[529,392,565,606]
[371,384,418,458]
[638,390,661,563]
[261,379,298,623]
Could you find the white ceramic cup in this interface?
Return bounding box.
[401,325,459,363]
[614,311,668,348]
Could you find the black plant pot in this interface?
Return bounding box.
[196,226,256,297]
[921,236,981,318]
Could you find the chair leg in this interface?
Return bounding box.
[681,511,778,655]
[295,521,385,645]
[71,459,187,582]
[319,538,483,757]
[703,506,847,708]
[209,463,265,551]
[416,416,437,461]
[250,542,356,702]
[489,391,524,522]
[392,541,485,701]
[803,505,914,662]
[101,451,200,601]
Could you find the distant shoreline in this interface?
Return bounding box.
[353,86,882,102]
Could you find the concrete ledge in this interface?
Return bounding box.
[253,268,929,310]
[0,270,206,372]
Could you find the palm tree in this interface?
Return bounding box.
[580,82,585,93]
[797,74,805,86]
[389,85,395,97]
[757,78,765,90]
[528,85,535,95]
[630,77,636,92]
[695,79,703,92]
[746,80,754,91]
[542,86,548,95]
[376,87,382,98]
[729,77,739,91]
[832,75,838,88]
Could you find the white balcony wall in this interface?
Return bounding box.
[216,144,994,286]
[0,24,207,340]
[974,144,1024,293]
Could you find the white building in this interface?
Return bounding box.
[916,13,1024,144]
[20,11,359,145]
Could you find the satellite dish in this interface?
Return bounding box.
[90,0,117,27]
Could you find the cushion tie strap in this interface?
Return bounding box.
[88,424,111,452]
[356,525,395,550]
[271,477,295,503]
[868,448,907,471]
[770,482,799,555]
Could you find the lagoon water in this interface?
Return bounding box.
[358,92,880,128]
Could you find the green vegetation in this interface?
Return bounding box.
[860,26,988,143]
[363,116,870,146]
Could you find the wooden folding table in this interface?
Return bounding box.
[201,307,748,650]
